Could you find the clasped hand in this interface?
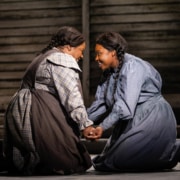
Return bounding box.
[83,126,103,140]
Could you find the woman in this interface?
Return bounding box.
[3,26,94,175]
[87,32,180,171]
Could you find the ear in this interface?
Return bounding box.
[111,50,116,57]
[66,45,71,51]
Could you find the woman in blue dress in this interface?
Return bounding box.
[86,32,180,171]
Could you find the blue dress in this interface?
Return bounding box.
[87,53,180,171]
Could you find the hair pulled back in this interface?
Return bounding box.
[96,32,128,62]
[97,32,128,96]
[41,26,85,54]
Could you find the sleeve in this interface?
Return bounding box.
[51,65,93,130]
[100,60,145,130]
[87,82,108,122]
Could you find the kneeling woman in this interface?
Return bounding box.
[3,26,94,175]
[87,32,180,171]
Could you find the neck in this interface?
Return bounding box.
[55,46,64,53]
[112,59,120,69]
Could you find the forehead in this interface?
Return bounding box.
[78,42,86,49]
[95,44,106,51]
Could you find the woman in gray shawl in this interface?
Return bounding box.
[2,26,94,175]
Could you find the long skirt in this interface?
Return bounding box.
[4,88,91,175]
[93,95,180,171]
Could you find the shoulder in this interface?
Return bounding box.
[46,51,81,72]
[122,53,144,72]
[124,53,144,64]
[123,53,152,71]
[124,53,155,67]
[123,53,160,78]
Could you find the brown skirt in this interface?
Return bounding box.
[31,89,92,174]
[4,88,91,175]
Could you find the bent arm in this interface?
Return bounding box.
[100,60,145,130]
[87,82,108,122]
[52,66,93,130]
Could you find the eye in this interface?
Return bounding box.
[96,52,102,56]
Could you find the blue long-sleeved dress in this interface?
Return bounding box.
[87,53,180,171]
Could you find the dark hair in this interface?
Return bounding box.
[41,26,85,54]
[96,32,128,62]
[97,32,128,99]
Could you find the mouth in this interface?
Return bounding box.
[77,57,82,62]
[97,61,108,70]
[97,61,103,69]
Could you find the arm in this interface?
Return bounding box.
[100,59,145,130]
[51,65,93,130]
[87,81,108,122]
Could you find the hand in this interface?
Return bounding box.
[83,126,103,140]
[83,126,96,139]
[93,126,103,139]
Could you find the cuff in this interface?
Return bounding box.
[79,119,94,130]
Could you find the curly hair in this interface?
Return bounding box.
[41,26,85,54]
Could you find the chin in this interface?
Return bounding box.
[101,67,108,71]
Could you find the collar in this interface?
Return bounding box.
[46,48,81,72]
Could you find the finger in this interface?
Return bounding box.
[86,135,100,140]
[89,131,94,135]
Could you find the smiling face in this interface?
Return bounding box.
[95,44,118,71]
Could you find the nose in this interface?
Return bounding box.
[95,54,99,61]
[81,53,84,59]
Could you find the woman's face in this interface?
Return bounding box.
[95,44,117,71]
[69,42,86,62]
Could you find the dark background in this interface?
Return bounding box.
[0,0,180,138]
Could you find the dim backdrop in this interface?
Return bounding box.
[0,0,180,138]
